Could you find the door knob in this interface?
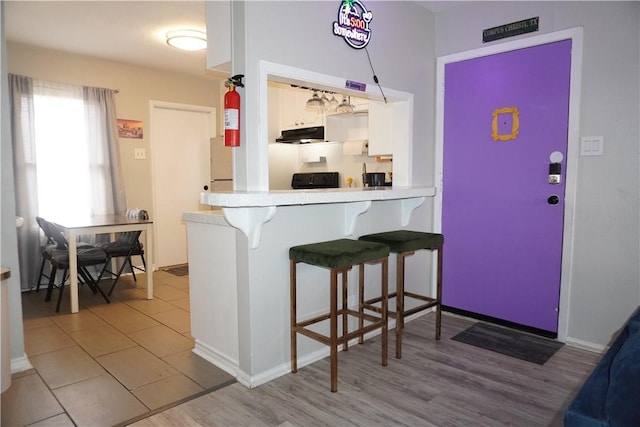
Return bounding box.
[547,195,559,205]
[203,185,209,191]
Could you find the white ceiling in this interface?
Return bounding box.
[4,1,463,77]
[5,1,212,77]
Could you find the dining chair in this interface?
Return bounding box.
[34,217,57,292]
[34,216,93,292]
[41,219,110,312]
[96,230,147,296]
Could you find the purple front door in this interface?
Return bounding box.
[441,40,572,334]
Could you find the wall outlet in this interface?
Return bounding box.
[134,148,146,160]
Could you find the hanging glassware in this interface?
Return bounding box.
[336,96,354,113]
[327,94,339,112]
[305,91,324,109]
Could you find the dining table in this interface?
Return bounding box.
[50,214,154,313]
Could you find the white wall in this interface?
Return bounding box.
[7,42,221,219]
[208,1,436,381]
[228,1,435,190]
[4,42,221,372]
[436,1,640,348]
[0,2,28,374]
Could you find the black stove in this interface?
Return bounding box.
[291,172,340,189]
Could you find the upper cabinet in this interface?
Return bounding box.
[205,1,231,73]
[279,88,324,130]
[368,101,393,156]
[325,112,368,142]
[367,100,408,157]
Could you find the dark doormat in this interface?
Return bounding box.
[451,322,564,365]
[165,264,189,276]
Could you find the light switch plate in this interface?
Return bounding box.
[134,148,146,160]
[580,136,604,156]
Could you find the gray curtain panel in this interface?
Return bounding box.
[83,86,126,217]
[9,74,40,291]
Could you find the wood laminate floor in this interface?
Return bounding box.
[133,313,602,427]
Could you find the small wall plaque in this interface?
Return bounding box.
[483,17,539,43]
[346,80,367,92]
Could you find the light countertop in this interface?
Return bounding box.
[200,186,436,208]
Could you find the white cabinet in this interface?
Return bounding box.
[325,112,368,142]
[280,87,324,130]
[205,2,231,73]
[368,101,399,156]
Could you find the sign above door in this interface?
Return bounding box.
[483,17,539,43]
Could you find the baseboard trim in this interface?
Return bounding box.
[192,340,239,379]
[11,354,32,374]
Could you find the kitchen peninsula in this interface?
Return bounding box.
[183,185,436,387]
[188,0,440,389]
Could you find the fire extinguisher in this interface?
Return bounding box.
[224,74,244,147]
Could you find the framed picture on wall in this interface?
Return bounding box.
[117,119,143,139]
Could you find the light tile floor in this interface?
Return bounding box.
[1,270,235,426]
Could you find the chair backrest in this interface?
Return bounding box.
[41,218,69,250]
[119,230,142,246]
[35,216,56,245]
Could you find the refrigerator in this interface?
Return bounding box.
[209,136,233,191]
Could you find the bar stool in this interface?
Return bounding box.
[359,230,443,359]
[290,238,390,392]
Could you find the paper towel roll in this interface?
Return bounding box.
[342,140,366,155]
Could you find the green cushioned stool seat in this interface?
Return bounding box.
[359,230,443,253]
[359,230,444,359]
[289,238,390,268]
[290,238,389,392]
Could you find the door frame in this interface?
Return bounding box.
[433,28,583,342]
[149,100,217,269]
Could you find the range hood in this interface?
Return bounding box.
[275,126,325,144]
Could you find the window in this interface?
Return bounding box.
[30,81,116,220]
[32,82,91,219]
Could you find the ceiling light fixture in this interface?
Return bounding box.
[166,29,207,51]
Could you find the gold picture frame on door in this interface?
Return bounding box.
[491,107,519,141]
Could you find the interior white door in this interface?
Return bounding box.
[151,103,215,268]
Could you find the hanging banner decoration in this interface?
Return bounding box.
[483,17,539,43]
[332,0,373,50]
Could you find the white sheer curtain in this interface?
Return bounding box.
[9,74,126,290]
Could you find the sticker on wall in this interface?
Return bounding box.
[491,107,519,141]
[332,0,373,50]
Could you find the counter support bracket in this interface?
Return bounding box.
[222,206,277,249]
[401,197,426,226]
[344,201,372,236]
